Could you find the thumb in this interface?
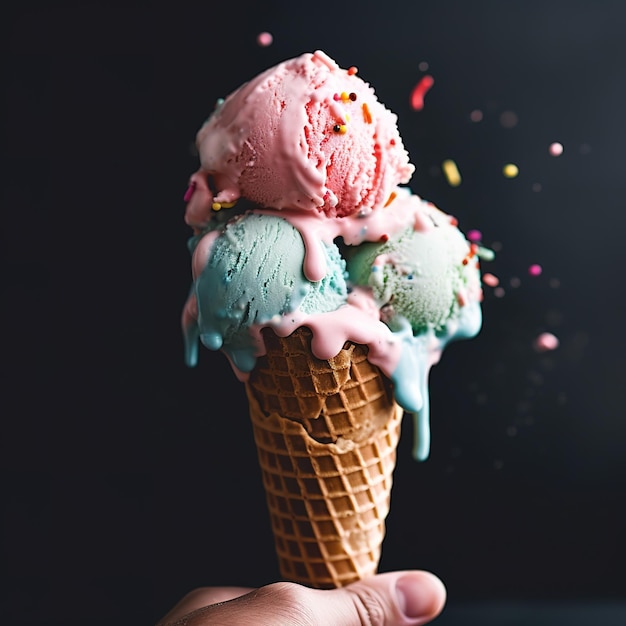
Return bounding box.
[172,570,446,626]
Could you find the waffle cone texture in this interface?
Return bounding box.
[245,327,403,589]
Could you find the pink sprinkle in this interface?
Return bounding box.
[466,229,482,242]
[549,142,563,156]
[528,264,542,276]
[482,273,499,287]
[256,32,273,47]
[494,287,505,298]
[470,109,483,122]
[533,332,560,352]
[410,75,434,111]
[183,181,196,203]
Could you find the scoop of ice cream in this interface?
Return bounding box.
[345,198,483,335]
[343,195,484,460]
[193,50,414,218]
[183,212,348,372]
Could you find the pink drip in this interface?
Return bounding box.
[184,171,215,229]
[256,189,433,282]
[191,230,220,280]
[246,298,402,380]
[181,292,198,328]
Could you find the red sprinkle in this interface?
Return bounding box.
[347,66,358,75]
[462,244,478,266]
[410,75,434,111]
[379,234,389,242]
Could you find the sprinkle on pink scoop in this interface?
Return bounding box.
[256,32,273,47]
[528,264,542,276]
[533,332,560,352]
[183,181,196,202]
[410,75,434,111]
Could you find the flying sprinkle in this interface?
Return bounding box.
[533,332,560,352]
[411,75,434,111]
[503,163,519,178]
[549,142,564,156]
[482,273,500,287]
[256,32,273,47]
[442,159,461,186]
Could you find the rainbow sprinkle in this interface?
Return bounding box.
[442,159,462,187]
[410,75,434,111]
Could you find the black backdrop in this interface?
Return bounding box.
[4,1,626,624]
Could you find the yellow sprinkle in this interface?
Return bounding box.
[337,124,347,134]
[212,200,237,211]
[503,163,519,178]
[362,102,372,124]
[442,159,462,187]
[340,91,349,101]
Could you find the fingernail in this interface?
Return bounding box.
[395,574,438,618]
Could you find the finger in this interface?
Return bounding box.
[324,571,446,626]
[156,586,254,625]
[168,570,446,626]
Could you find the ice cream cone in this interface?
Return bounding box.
[245,327,403,589]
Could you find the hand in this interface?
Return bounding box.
[156,570,446,626]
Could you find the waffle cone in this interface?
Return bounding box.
[245,327,403,588]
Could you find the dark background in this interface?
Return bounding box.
[3,1,626,624]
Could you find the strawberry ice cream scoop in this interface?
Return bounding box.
[193,50,414,218]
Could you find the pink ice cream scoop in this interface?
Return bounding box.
[191,50,414,220]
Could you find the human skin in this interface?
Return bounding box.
[156,570,446,626]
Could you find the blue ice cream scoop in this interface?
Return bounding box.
[184,212,348,373]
